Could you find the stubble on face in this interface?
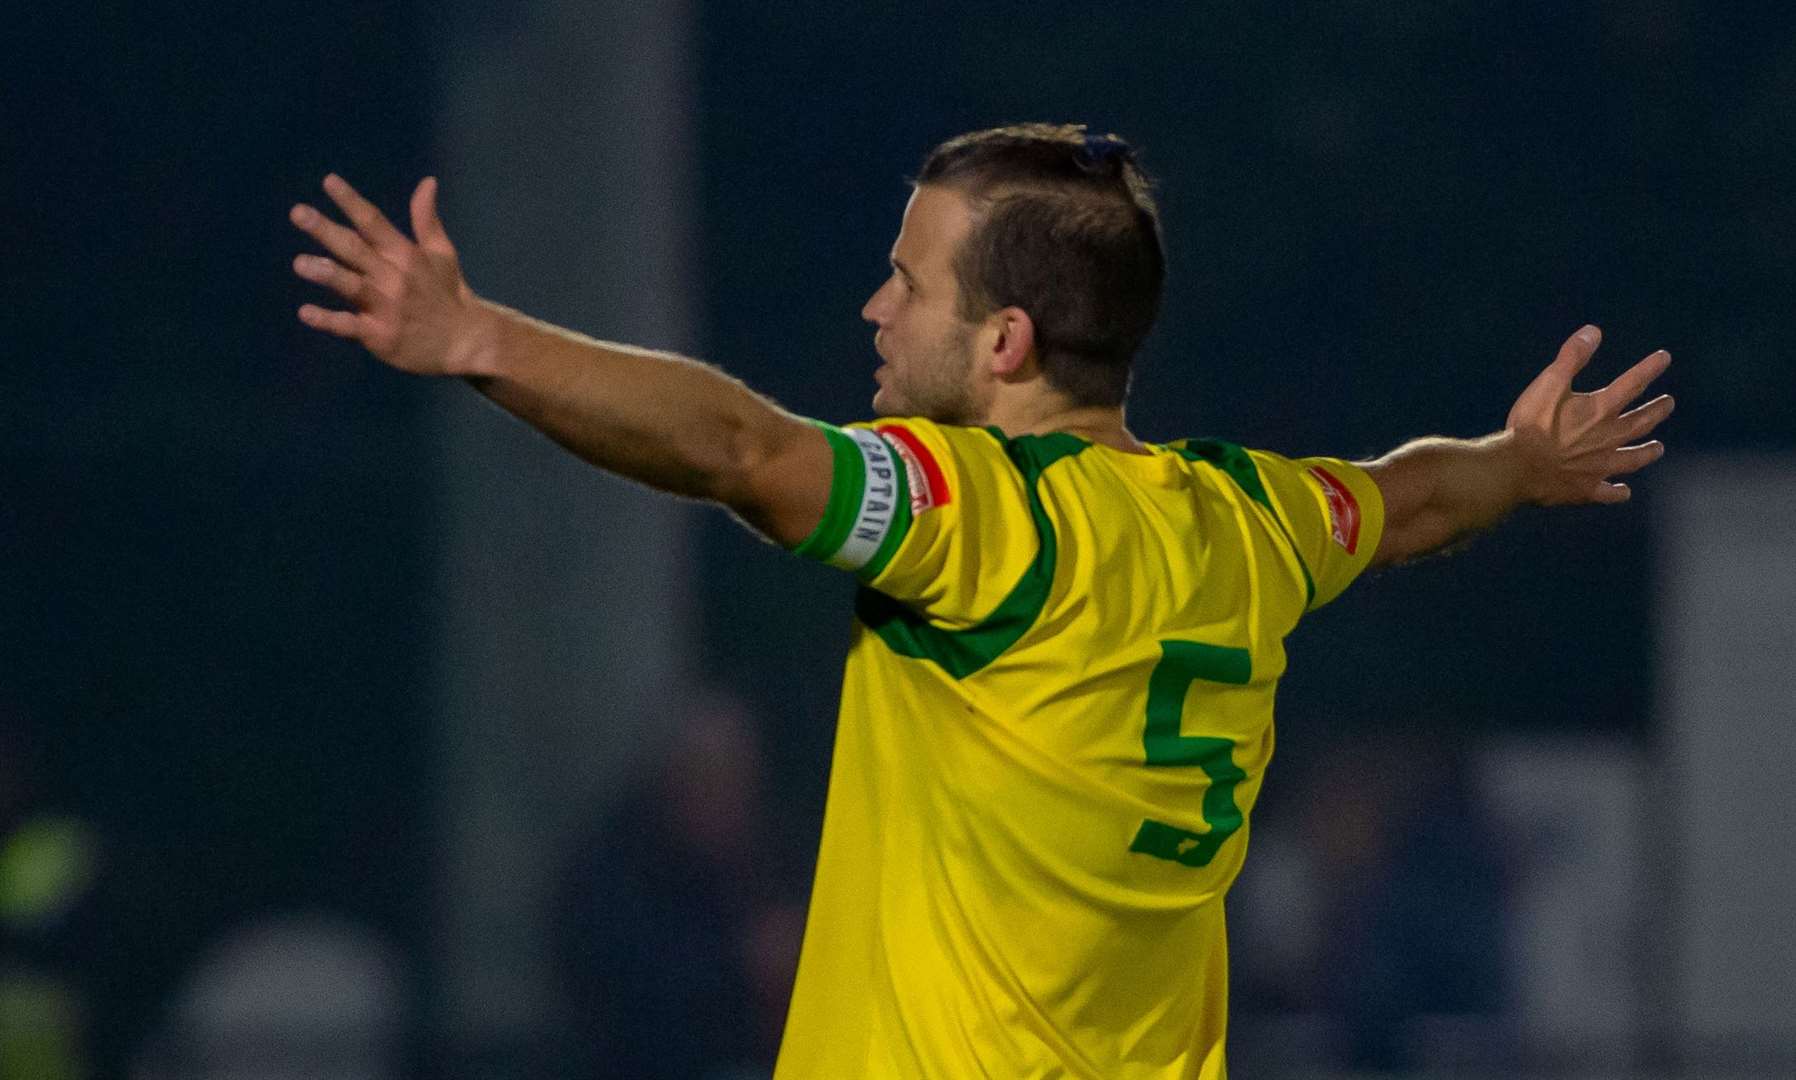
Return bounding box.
[865,184,991,426]
[875,319,980,424]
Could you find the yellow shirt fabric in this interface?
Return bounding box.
[777,418,1384,1079]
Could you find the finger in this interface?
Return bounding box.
[1595,349,1671,416]
[1604,440,1666,477]
[1542,324,1602,388]
[292,253,367,303]
[1616,393,1675,440]
[297,303,366,341]
[290,203,379,272]
[322,173,410,254]
[1591,481,1632,505]
[409,176,455,255]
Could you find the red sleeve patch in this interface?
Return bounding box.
[877,424,951,514]
[1308,465,1361,555]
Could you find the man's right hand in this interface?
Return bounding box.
[1504,325,1674,507]
[290,174,498,377]
[1364,325,1674,566]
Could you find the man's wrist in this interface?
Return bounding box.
[1483,429,1537,509]
[453,297,513,381]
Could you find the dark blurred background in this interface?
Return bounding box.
[4,2,1793,1078]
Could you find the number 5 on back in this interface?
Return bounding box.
[1128,640,1251,868]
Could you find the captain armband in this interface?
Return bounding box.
[790,423,915,579]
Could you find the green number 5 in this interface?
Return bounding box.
[1127,640,1251,868]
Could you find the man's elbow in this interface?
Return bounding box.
[1370,507,1476,568]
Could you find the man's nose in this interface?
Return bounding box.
[862,279,893,324]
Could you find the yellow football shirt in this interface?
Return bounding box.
[776,417,1384,1079]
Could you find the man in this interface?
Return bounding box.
[289,123,1671,1078]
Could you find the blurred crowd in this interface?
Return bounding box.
[4,687,1595,1079]
[554,694,807,1080]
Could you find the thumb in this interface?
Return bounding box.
[410,176,455,254]
[1543,324,1602,387]
[1507,324,1600,430]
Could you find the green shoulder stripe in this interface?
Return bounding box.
[1171,438,1316,609]
[855,429,1088,679]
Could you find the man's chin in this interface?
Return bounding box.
[870,385,902,418]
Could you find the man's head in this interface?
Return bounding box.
[861,123,1165,423]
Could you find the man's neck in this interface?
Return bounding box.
[982,399,1149,455]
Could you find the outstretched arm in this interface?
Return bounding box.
[288,174,832,546]
[1362,325,1674,568]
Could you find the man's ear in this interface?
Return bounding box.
[987,307,1037,381]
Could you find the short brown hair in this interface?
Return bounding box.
[916,123,1165,408]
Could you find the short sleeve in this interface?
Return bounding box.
[785,418,1035,627]
[1248,451,1386,610]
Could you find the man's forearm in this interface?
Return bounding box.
[458,300,797,504]
[1361,432,1529,566]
